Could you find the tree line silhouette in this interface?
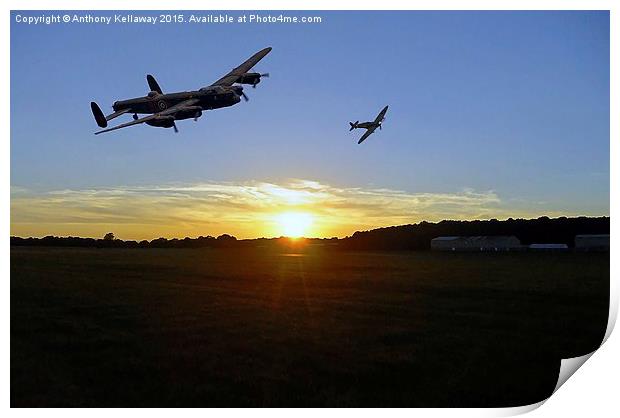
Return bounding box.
[11,233,242,249]
[338,216,609,251]
[10,216,609,251]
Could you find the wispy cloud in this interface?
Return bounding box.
[10,179,556,240]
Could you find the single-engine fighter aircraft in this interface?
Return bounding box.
[90,47,272,134]
[349,105,389,144]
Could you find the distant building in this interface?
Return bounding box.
[575,234,610,251]
[431,236,521,252]
[528,243,568,251]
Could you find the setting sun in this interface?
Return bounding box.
[275,212,314,238]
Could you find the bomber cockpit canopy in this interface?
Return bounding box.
[199,86,226,94]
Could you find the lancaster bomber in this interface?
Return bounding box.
[349,105,389,144]
[90,47,272,134]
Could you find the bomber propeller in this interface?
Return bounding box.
[253,73,270,88]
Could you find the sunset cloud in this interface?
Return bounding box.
[11,179,571,240]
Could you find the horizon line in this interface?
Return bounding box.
[10,214,610,242]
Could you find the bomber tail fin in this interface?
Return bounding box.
[147,74,163,94]
[91,102,107,128]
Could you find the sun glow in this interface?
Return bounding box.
[275,212,314,238]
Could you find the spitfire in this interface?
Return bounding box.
[90,47,272,134]
[349,105,389,144]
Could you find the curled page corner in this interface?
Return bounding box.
[485,349,602,417]
[499,351,597,416]
[544,294,618,401]
[553,352,596,394]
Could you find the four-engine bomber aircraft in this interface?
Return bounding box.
[90,47,272,134]
[349,105,389,144]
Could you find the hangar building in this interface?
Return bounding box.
[575,234,610,251]
[528,243,569,251]
[431,236,521,252]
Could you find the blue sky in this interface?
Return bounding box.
[10,11,610,239]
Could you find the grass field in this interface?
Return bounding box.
[10,246,609,407]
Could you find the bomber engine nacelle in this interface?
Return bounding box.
[173,106,203,121]
[146,116,175,128]
[236,72,269,88]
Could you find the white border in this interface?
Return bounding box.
[3,1,617,416]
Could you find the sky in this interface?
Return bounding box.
[10,11,610,239]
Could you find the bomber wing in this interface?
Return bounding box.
[209,47,272,87]
[357,126,378,144]
[94,98,200,135]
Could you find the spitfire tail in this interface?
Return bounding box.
[349,121,359,131]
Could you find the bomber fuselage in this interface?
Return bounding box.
[112,85,243,114]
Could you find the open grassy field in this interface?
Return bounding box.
[11,246,608,407]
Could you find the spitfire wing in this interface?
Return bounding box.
[94,99,200,135]
[357,126,378,144]
[374,105,389,124]
[209,47,272,87]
